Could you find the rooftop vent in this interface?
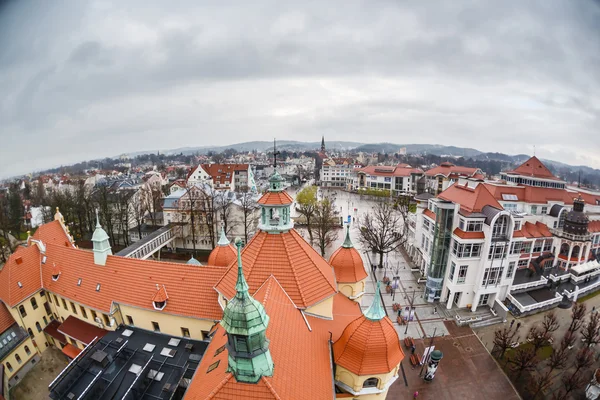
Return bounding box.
[143,343,156,352]
[77,278,82,286]
[15,257,23,265]
[122,329,134,337]
[148,370,164,382]
[160,348,176,358]
[17,282,23,288]
[128,363,143,375]
[168,338,181,347]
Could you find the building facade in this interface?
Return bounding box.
[356,164,424,195]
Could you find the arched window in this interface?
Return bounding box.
[24,345,31,355]
[572,246,580,258]
[30,297,38,310]
[15,354,22,364]
[560,243,570,256]
[19,305,27,318]
[27,328,33,337]
[153,300,166,310]
[36,322,42,332]
[6,362,13,372]
[363,377,379,388]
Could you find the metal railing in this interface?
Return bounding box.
[511,276,548,291]
[507,292,562,313]
[549,228,592,242]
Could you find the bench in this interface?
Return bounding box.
[410,354,422,366]
[404,337,415,348]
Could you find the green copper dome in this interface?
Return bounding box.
[217,226,230,246]
[342,224,354,248]
[91,209,110,243]
[268,169,284,192]
[365,281,386,321]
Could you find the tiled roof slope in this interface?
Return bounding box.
[185,277,336,400]
[214,230,337,309]
[333,312,403,375]
[0,302,16,334]
[425,162,480,178]
[506,156,559,180]
[40,244,225,320]
[0,245,42,306]
[31,220,73,247]
[485,183,600,206]
[58,315,109,345]
[329,247,367,283]
[358,164,423,177]
[453,228,485,240]
[439,183,502,213]
[513,222,552,239]
[207,244,237,267]
[589,221,600,233]
[257,191,293,205]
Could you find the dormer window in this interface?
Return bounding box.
[52,273,60,281]
[153,300,167,310]
[152,285,168,310]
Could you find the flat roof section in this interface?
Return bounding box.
[49,326,208,400]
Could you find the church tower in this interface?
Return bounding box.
[321,136,326,152]
[91,210,112,266]
[220,239,274,383]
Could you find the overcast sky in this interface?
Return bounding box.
[1,0,599,178]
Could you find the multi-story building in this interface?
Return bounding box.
[320,158,362,189]
[406,156,600,314]
[0,169,404,400]
[356,164,424,195]
[187,164,255,192]
[424,162,484,195]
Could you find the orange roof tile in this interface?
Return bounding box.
[207,244,237,267]
[0,302,16,334]
[333,313,404,375]
[425,163,480,178]
[214,230,337,309]
[257,191,293,205]
[438,183,502,213]
[152,285,168,302]
[40,244,225,320]
[58,315,108,345]
[589,221,600,233]
[453,228,485,240]
[31,220,72,246]
[358,164,423,177]
[423,208,436,221]
[0,245,42,307]
[515,222,552,239]
[185,277,336,400]
[329,247,368,283]
[61,343,82,359]
[506,156,560,180]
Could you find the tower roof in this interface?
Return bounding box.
[329,226,367,284]
[186,256,201,265]
[91,210,110,243]
[207,243,237,267]
[333,283,403,375]
[217,226,230,246]
[506,156,561,180]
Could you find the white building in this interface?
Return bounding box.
[319,158,361,189]
[187,164,255,192]
[356,164,424,195]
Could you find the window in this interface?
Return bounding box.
[466,221,483,232]
[518,259,529,267]
[533,240,544,253]
[482,267,503,286]
[91,310,98,322]
[31,297,38,310]
[458,218,465,231]
[207,361,220,373]
[152,321,160,332]
[510,241,522,254]
[181,327,190,338]
[103,314,110,327]
[507,262,515,278]
[6,362,13,372]
[514,221,521,231]
[452,242,481,258]
[25,346,31,355]
[27,328,34,337]
[36,322,42,332]
[70,302,77,314]
[541,206,547,215]
[53,295,59,304]
[488,243,508,260]
[126,315,134,325]
[363,378,379,388]
[61,298,67,310]
[19,305,27,318]
[43,316,48,325]
[449,262,456,282]
[80,307,87,319]
[48,294,52,304]
[15,354,22,364]
[235,337,248,352]
[531,205,538,214]
[457,266,468,283]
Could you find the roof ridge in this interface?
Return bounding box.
[206,373,233,399]
[282,233,308,308]
[261,376,282,400]
[356,319,375,375]
[379,318,392,372]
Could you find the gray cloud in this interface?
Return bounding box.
[1,0,600,178]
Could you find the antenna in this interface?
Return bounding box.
[273,138,280,168]
[533,145,536,156]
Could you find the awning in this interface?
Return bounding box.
[572,260,600,276]
[58,316,108,345]
[61,343,82,359]
[43,320,66,344]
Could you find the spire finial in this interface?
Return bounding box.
[273,138,280,169]
[234,238,249,298]
[342,224,353,248]
[217,225,230,246]
[365,281,386,321]
[95,208,101,228]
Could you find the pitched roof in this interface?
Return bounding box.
[207,244,237,267]
[453,228,485,240]
[358,164,423,178]
[505,156,560,180]
[197,164,249,185]
[423,208,436,221]
[332,312,403,375]
[152,285,168,302]
[589,221,600,233]
[0,245,42,307]
[484,183,600,206]
[425,163,480,178]
[0,302,16,335]
[515,222,552,239]
[257,191,293,206]
[438,183,502,213]
[185,277,337,400]
[31,219,73,247]
[58,315,109,345]
[329,247,367,284]
[214,230,337,309]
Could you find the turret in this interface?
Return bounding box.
[257,170,294,233]
[207,226,236,266]
[91,210,112,266]
[329,225,368,302]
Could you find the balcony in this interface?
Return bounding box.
[550,227,592,242]
[506,292,562,314]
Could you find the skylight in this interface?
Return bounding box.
[77,278,82,286]
[502,194,519,201]
[17,282,23,288]
[96,283,101,292]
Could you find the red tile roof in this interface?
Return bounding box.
[425,163,480,178]
[505,156,560,180]
[329,247,368,284]
[186,277,340,400]
[152,285,168,302]
[0,303,16,334]
[453,228,485,240]
[423,209,436,221]
[333,313,404,375]
[208,244,237,267]
[215,230,337,309]
[196,164,249,185]
[516,222,552,238]
[257,191,293,205]
[0,245,42,307]
[58,315,109,345]
[62,343,82,359]
[358,164,423,177]
[438,183,502,213]
[589,221,600,233]
[31,220,73,247]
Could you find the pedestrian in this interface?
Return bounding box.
[510,320,515,328]
[413,391,419,399]
[411,344,416,355]
[517,322,521,330]
[594,306,596,313]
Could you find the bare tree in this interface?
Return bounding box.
[528,325,552,354]
[571,347,594,376]
[510,346,537,381]
[358,201,408,267]
[198,188,217,248]
[541,312,560,337]
[215,191,237,236]
[581,311,600,348]
[312,196,338,257]
[560,371,587,398]
[560,330,577,350]
[568,302,587,333]
[492,325,519,359]
[531,370,554,400]
[238,192,259,244]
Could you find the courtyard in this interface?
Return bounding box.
[11,347,68,400]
